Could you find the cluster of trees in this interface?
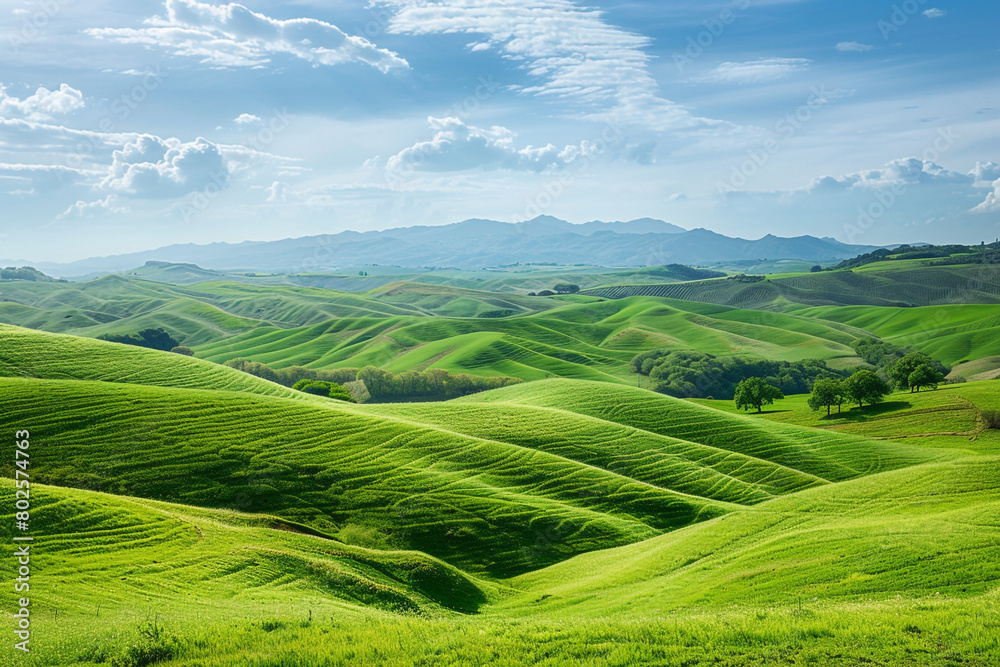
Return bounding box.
[223,358,359,388]
[291,379,354,402]
[222,358,521,402]
[630,350,845,400]
[806,371,893,415]
[356,366,521,402]
[529,283,580,297]
[851,339,949,393]
[726,274,766,283]
[98,328,179,352]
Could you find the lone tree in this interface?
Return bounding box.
[843,370,891,408]
[908,364,944,392]
[808,378,844,416]
[734,377,784,413]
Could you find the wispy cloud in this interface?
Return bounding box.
[693,58,812,84]
[87,0,408,72]
[923,8,946,18]
[836,41,874,52]
[380,0,739,133]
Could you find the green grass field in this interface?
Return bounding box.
[2,273,999,665]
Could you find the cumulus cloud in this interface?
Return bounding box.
[234,113,261,125]
[836,41,874,52]
[972,180,1000,214]
[923,8,946,18]
[380,0,738,133]
[802,157,971,192]
[386,116,611,174]
[102,134,230,199]
[970,161,1000,186]
[0,83,85,121]
[694,58,812,84]
[87,0,408,72]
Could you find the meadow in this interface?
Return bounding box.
[1,256,999,665]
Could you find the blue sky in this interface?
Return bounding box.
[1,0,998,262]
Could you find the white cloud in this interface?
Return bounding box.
[386,116,611,174]
[234,113,261,125]
[380,0,739,133]
[923,8,946,18]
[57,195,130,220]
[87,0,408,72]
[102,134,230,199]
[836,41,874,52]
[972,179,1000,214]
[969,161,1000,186]
[803,157,971,192]
[694,58,812,84]
[0,84,85,121]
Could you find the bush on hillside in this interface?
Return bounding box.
[98,328,179,352]
[981,409,1000,430]
[170,346,195,356]
[291,379,355,402]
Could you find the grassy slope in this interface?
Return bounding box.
[789,303,1000,365]
[506,454,1000,616]
[583,263,1000,311]
[195,296,864,383]
[1,329,999,665]
[0,323,304,400]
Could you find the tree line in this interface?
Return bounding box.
[630,350,846,400]
[223,358,521,403]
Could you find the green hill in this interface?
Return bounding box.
[1,326,998,665]
[584,263,1000,310]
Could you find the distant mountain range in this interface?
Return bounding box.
[17,216,889,277]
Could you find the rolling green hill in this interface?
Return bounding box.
[2,326,999,665]
[584,263,1000,310]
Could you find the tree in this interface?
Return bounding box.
[807,378,844,416]
[810,265,823,272]
[886,352,934,391]
[843,370,890,408]
[170,346,194,356]
[907,364,944,392]
[553,283,580,294]
[734,377,784,413]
